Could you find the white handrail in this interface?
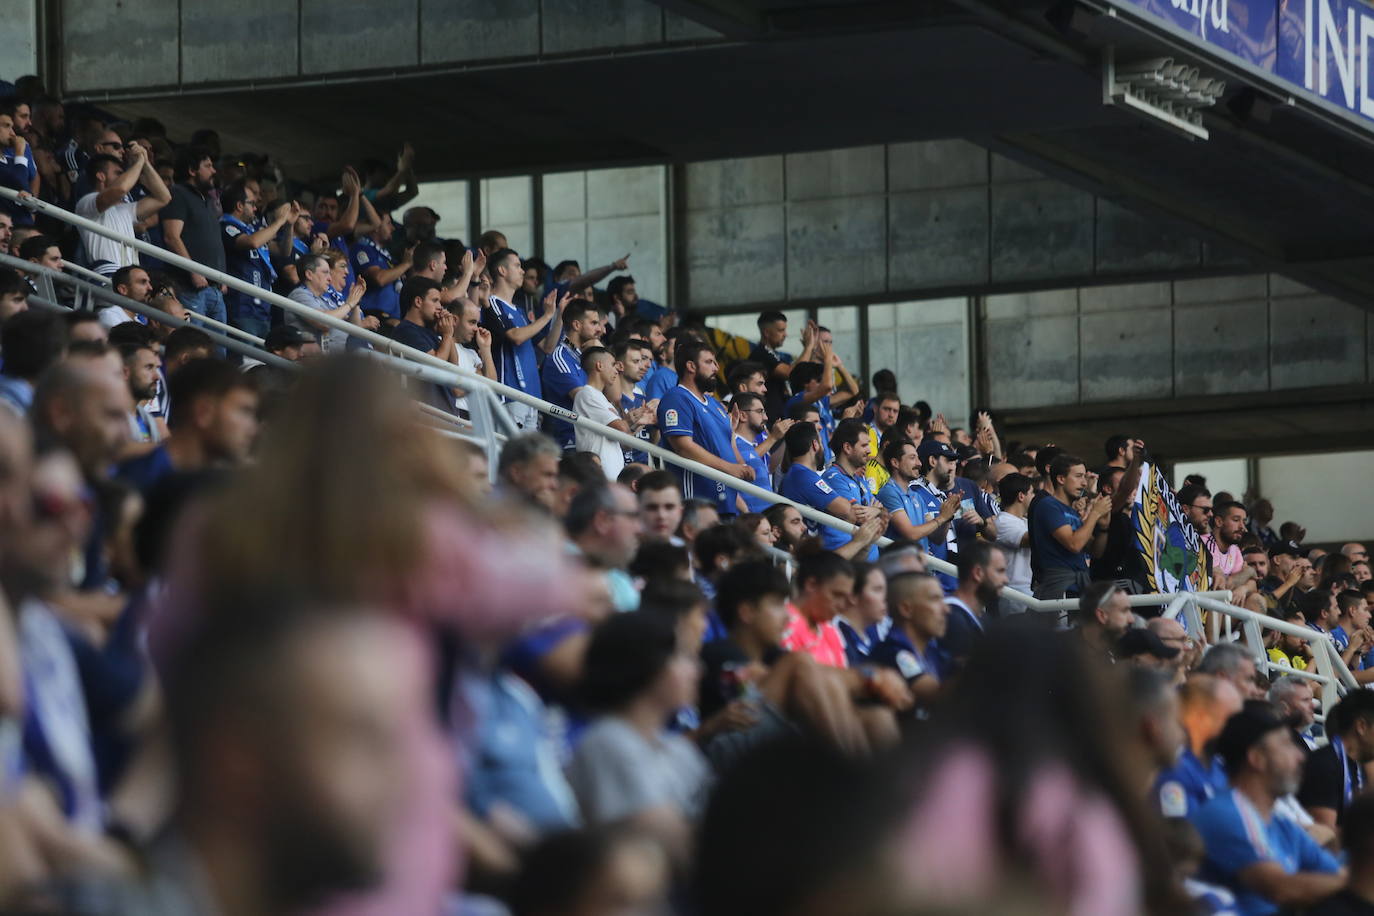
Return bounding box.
[60,261,111,285]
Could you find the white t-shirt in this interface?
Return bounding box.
[97,305,139,329]
[994,511,1033,595]
[453,345,482,413]
[573,385,625,481]
[75,193,137,273]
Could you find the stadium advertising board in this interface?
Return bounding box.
[1111,0,1374,126]
[1130,461,1213,593]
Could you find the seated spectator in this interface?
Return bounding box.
[1298,689,1374,831]
[1156,674,1242,817]
[630,539,692,587]
[1305,793,1374,915]
[114,340,164,458]
[0,267,29,321]
[507,827,670,916]
[1268,675,1318,752]
[1117,628,1182,671]
[497,432,561,514]
[573,346,636,481]
[74,143,170,277]
[0,309,67,415]
[870,571,948,707]
[636,470,684,544]
[781,550,853,668]
[819,419,884,562]
[1198,642,1266,701]
[733,512,777,552]
[678,497,719,551]
[778,423,882,561]
[1267,611,1313,672]
[1129,668,1187,781]
[1192,704,1343,914]
[286,252,367,352]
[1031,452,1111,600]
[833,561,887,667]
[1075,580,1135,661]
[566,483,642,613]
[763,502,807,554]
[115,358,258,492]
[63,309,106,344]
[940,541,1007,672]
[1162,817,1240,916]
[565,611,711,857]
[691,523,756,604]
[874,436,958,548]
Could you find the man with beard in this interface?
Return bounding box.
[657,339,752,518]
[1207,500,1251,591]
[1194,705,1343,914]
[160,146,228,329]
[871,571,950,706]
[730,392,788,514]
[763,503,806,554]
[1030,453,1112,601]
[939,541,1007,673]
[1075,581,1134,660]
[613,337,657,466]
[541,300,606,450]
[912,439,978,591]
[116,342,164,458]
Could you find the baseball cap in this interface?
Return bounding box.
[1215,704,1288,777]
[1117,628,1180,661]
[1269,540,1302,558]
[264,325,310,351]
[917,439,959,463]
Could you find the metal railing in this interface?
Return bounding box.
[6,186,1360,702]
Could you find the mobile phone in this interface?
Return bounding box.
[960,498,975,513]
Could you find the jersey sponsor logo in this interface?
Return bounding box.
[664,409,679,427]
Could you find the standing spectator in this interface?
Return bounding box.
[541,300,606,449]
[729,391,785,513]
[74,145,171,277]
[637,470,684,543]
[0,106,35,223]
[391,276,463,413]
[874,437,959,547]
[778,422,882,561]
[940,542,1007,672]
[161,147,228,328]
[1249,498,1280,550]
[1099,433,1142,478]
[871,571,949,706]
[867,390,901,457]
[115,359,258,492]
[497,432,561,513]
[613,337,657,466]
[286,253,367,352]
[994,472,1035,598]
[783,360,836,461]
[573,346,635,481]
[1031,453,1111,599]
[1192,705,1343,914]
[1178,483,1214,538]
[605,274,637,331]
[1298,689,1374,830]
[657,339,752,518]
[820,419,883,563]
[352,210,411,321]
[219,182,294,338]
[911,439,968,589]
[0,310,66,415]
[484,249,566,431]
[1155,674,1242,818]
[0,266,27,321]
[750,311,817,422]
[449,297,497,415]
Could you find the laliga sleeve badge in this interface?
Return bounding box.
[664,409,679,427]
[1159,781,1187,818]
[895,650,923,680]
[817,480,834,494]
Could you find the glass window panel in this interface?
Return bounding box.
[400,179,469,249]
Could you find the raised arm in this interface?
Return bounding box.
[565,254,629,293]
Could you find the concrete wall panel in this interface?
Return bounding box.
[1174,275,1268,304]
[685,156,784,210]
[664,11,722,40]
[589,214,664,300]
[888,187,988,290]
[888,140,987,191]
[181,0,297,83]
[686,205,785,307]
[784,146,886,201]
[587,166,662,219]
[1095,200,1201,274]
[1269,296,1367,389]
[983,315,1080,408]
[301,0,416,73]
[421,0,540,63]
[542,172,587,222]
[64,0,179,91]
[785,197,886,299]
[1079,281,1172,313]
[990,181,1094,282]
[1080,310,1173,400]
[1,0,39,78]
[1173,300,1269,394]
[542,0,662,54]
[983,288,1077,321]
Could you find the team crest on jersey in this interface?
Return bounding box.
[895,650,924,680]
[664,409,679,426]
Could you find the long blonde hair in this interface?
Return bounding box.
[197,355,475,604]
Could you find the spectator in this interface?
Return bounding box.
[567,483,642,612]
[0,211,13,254]
[1199,642,1265,701]
[1163,817,1241,916]
[870,571,948,706]
[542,300,606,449]
[115,358,258,492]
[0,267,29,321]
[911,438,968,589]
[778,422,882,561]
[819,419,884,563]
[1030,453,1111,600]
[763,501,806,554]
[1268,675,1318,752]
[507,827,670,916]
[783,359,836,461]
[605,273,636,330]
[565,611,711,857]
[544,253,629,301]
[1250,498,1280,550]
[160,146,228,328]
[218,182,295,338]
[286,253,367,352]
[636,470,684,544]
[657,338,751,518]
[1100,433,1143,477]
[1146,616,1200,677]
[612,337,657,466]
[734,512,776,552]
[391,276,463,413]
[0,106,35,221]
[115,341,164,455]
[1075,580,1135,660]
[641,325,680,402]
[361,143,418,213]
[572,347,634,481]
[1117,628,1182,670]
[781,550,854,668]
[831,560,886,667]
[498,431,561,513]
[729,391,784,514]
[1207,499,1251,588]
[993,471,1035,599]
[484,248,566,431]
[20,231,63,277]
[725,359,768,405]
[74,144,171,277]
[874,436,958,548]
[941,541,1007,671]
[750,311,817,421]
[1178,483,1213,538]
[678,497,719,551]
[1298,689,1374,830]
[1156,674,1242,817]
[1129,667,1187,780]
[868,390,901,456]
[1192,705,1342,914]
[98,265,153,328]
[352,209,410,321]
[1300,589,1341,646]
[0,309,66,415]
[1305,793,1374,915]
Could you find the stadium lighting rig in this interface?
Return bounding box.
[1103,47,1224,140]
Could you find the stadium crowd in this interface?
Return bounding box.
[1,76,1374,916]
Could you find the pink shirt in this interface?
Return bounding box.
[1204,535,1244,578]
[781,604,849,668]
